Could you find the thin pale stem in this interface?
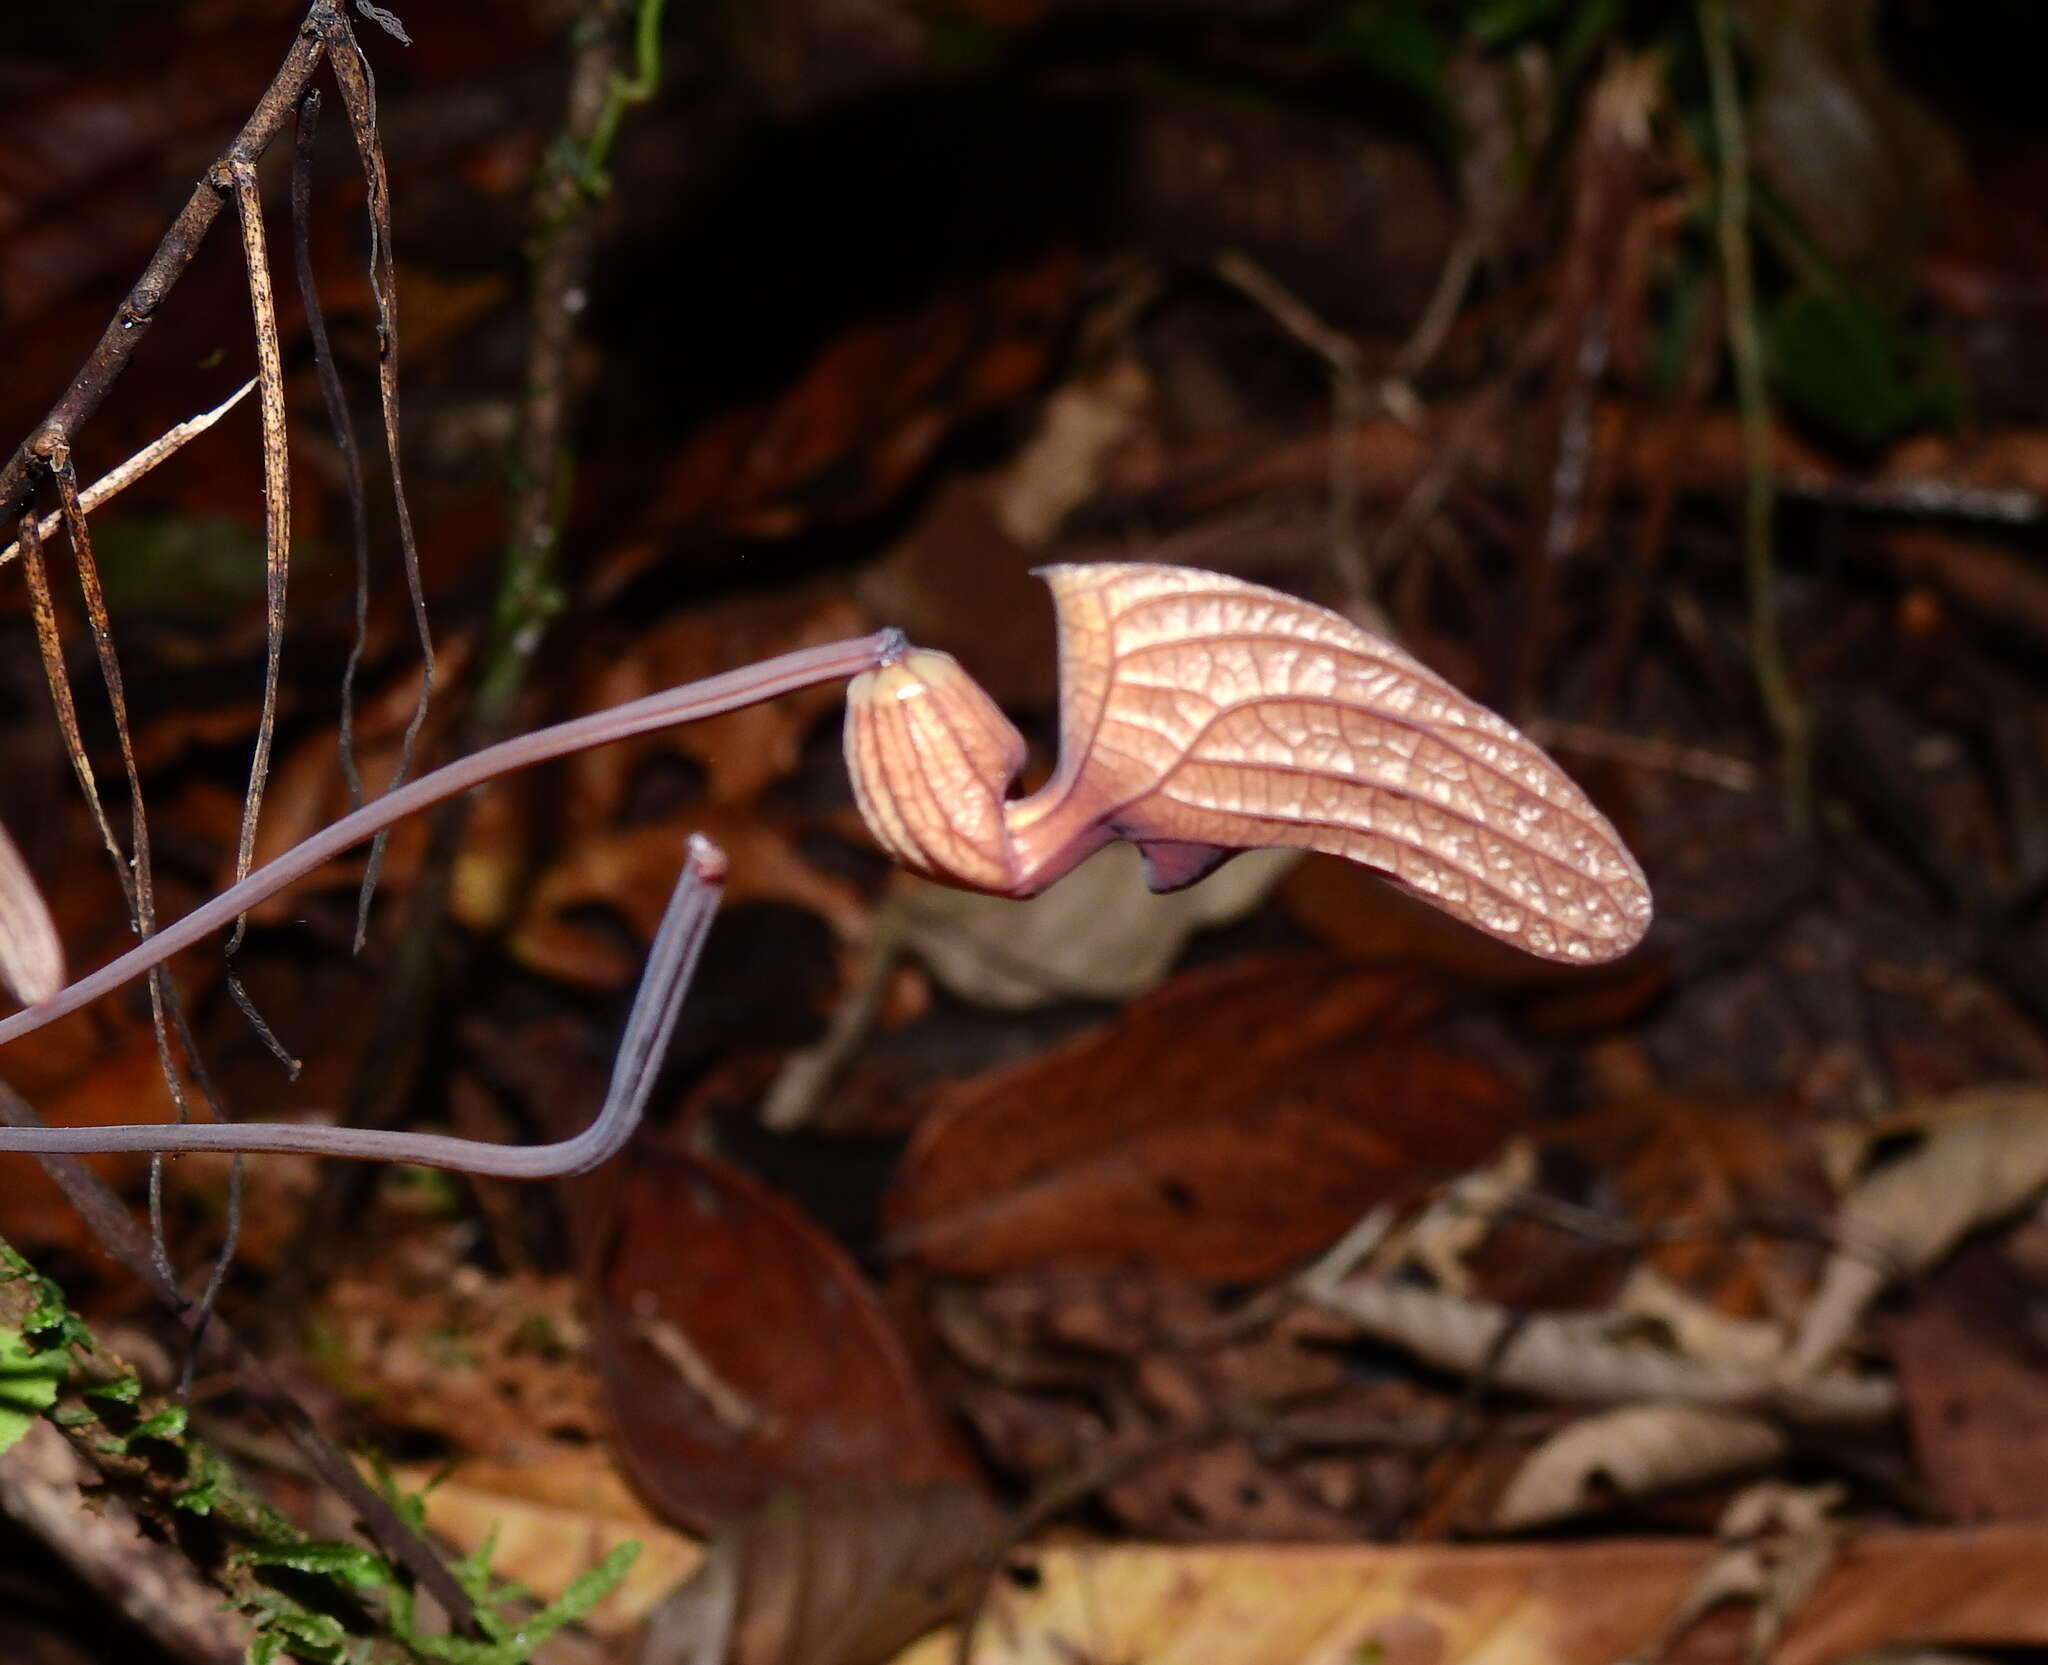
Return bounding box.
[0,630,899,1051]
[0,382,255,571]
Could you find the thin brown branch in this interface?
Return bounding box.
[291,89,375,812]
[0,3,336,527]
[47,449,222,1287]
[49,451,166,951]
[15,514,121,883]
[219,157,302,1078]
[322,8,436,931]
[224,158,294,918]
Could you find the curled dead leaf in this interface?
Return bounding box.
[1302,1276,1893,1426]
[1493,1404,1789,1532]
[1791,1088,2048,1376]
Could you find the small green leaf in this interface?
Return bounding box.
[0,1326,67,1455]
[84,1372,141,1404]
[100,1400,191,1457]
[1,1247,93,1354]
[383,1531,638,1664]
[243,1539,392,1591]
[241,1590,349,1663]
[131,1404,189,1443]
[175,1445,233,1516]
[523,1541,639,1646]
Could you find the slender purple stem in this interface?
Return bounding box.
[0,630,902,1168]
[0,836,726,1177]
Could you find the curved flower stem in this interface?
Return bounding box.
[0,629,899,1056]
[0,836,726,1177]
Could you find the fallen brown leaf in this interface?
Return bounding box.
[640,1482,1002,1665]
[1886,1237,2048,1523]
[885,954,1527,1282]
[592,1145,967,1532]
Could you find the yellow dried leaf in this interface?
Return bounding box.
[886,1526,2048,1665]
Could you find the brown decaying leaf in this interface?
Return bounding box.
[884,955,1526,1282]
[640,1482,1001,1665]
[568,588,874,822]
[1466,1095,1831,1320]
[592,1146,966,1532]
[0,816,63,1007]
[1492,1404,1789,1531]
[596,253,1085,595]
[846,563,1651,963]
[1886,1239,2048,1524]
